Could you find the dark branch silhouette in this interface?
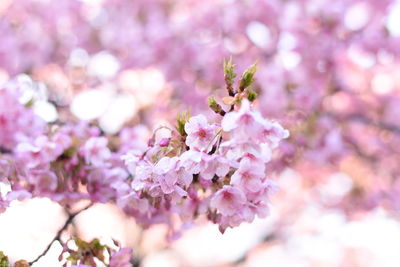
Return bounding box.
[29,203,93,266]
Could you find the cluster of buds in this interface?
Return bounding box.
[0,251,28,267]
[61,238,132,267]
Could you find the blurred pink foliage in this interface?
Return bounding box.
[1,0,400,265]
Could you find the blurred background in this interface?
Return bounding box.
[1,0,400,266]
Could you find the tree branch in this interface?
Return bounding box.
[29,203,93,266]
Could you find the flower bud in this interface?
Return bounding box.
[159,137,170,147]
[239,61,258,91]
[14,260,29,267]
[223,57,237,96]
[208,97,225,116]
[247,88,257,102]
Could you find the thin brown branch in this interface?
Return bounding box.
[29,203,93,266]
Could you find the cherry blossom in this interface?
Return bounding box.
[185,114,218,152]
[210,185,247,217]
[81,137,111,167]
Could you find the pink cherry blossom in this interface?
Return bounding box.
[221,100,266,141]
[200,154,231,180]
[230,158,265,193]
[178,149,207,175]
[210,185,247,217]
[29,170,59,194]
[81,137,111,166]
[109,247,133,267]
[121,150,143,176]
[0,86,45,150]
[15,135,63,169]
[184,114,218,152]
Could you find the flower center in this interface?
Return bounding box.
[197,129,207,138]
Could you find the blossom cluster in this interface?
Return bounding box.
[0,61,288,264]
[122,98,288,232]
[1,1,398,214]
[1,0,399,264]
[0,85,44,150]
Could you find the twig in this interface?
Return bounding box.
[29,203,93,266]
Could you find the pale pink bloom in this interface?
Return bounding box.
[184,114,217,152]
[246,179,278,203]
[119,125,150,152]
[221,140,270,164]
[248,201,270,219]
[240,144,272,165]
[179,149,207,174]
[34,135,63,161]
[155,156,178,175]
[31,170,59,194]
[81,137,111,166]
[87,168,120,202]
[132,161,154,191]
[200,154,231,180]
[34,171,58,193]
[176,166,193,187]
[52,132,72,152]
[5,189,32,202]
[110,247,133,267]
[121,150,143,175]
[111,180,132,196]
[0,86,45,149]
[117,192,149,215]
[210,185,247,216]
[231,158,265,193]
[259,120,290,148]
[219,205,255,228]
[155,157,190,195]
[0,196,8,213]
[155,157,179,194]
[16,135,63,168]
[221,100,265,141]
